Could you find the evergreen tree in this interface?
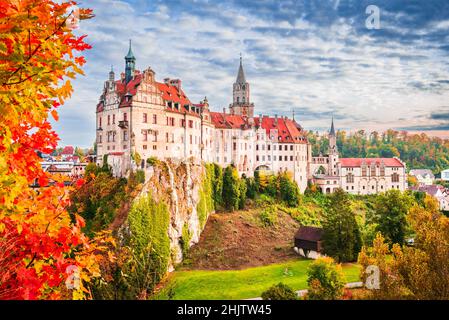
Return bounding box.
[238,178,247,209]
[374,189,414,246]
[222,165,240,211]
[322,188,362,262]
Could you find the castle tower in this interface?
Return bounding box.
[124,39,136,84]
[328,117,339,176]
[229,55,254,118]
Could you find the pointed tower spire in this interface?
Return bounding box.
[125,39,136,83]
[330,116,336,136]
[236,53,246,84]
[125,39,135,59]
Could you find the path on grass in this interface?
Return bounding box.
[245,282,364,300]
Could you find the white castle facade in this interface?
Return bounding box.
[95,42,407,195]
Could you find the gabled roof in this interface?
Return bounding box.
[340,158,404,167]
[97,71,197,116]
[294,226,323,242]
[409,169,435,179]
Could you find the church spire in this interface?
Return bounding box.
[330,116,336,136]
[125,39,136,84]
[236,53,246,84]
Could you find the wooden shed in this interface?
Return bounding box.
[294,226,323,258]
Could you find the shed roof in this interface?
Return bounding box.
[294,226,323,242]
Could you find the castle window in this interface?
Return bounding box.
[143,131,148,141]
[371,165,376,176]
[290,145,293,151]
[380,166,385,176]
[392,173,400,183]
[152,114,157,124]
[99,117,102,128]
[112,114,115,124]
[123,131,128,141]
[268,145,271,151]
[124,113,127,121]
[143,113,147,123]
[362,166,367,176]
[256,144,259,151]
[256,155,259,161]
[189,120,193,128]
[237,97,239,103]
[107,115,110,125]
[290,156,293,161]
[347,173,354,183]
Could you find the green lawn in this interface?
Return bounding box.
[155,259,361,300]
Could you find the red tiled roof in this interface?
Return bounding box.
[61,146,74,155]
[108,152,124,156]
[210,113,307,143]
[97,71,196,116]
[340,158,404,167]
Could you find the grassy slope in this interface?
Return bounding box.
[157,259,361,300]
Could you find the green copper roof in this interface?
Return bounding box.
[125,39,135,60]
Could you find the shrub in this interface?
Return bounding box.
[245,177,257,199]
[146,157,159,167]
[306,257,345,300]
[279,172,301,207]
[212,163,223,207]
[259,206,277,227]
[180,223,192,257]
[135,169,145,184]
[261,282,297,300]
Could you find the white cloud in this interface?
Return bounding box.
[57,0,449,147]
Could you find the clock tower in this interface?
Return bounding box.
[229,55,254,118]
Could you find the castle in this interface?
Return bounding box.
[95,42,407,195]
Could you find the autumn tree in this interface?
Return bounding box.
[0,1,106,300]
[306,257,345,300]
[359,196,449,299]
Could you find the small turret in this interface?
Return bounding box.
[124,39,136,84]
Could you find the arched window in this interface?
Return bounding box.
[392,173,399,182]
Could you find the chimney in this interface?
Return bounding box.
[223,107,226,114]
[275,114,278,126]
[164,78,170,84]
[170,79,182,91]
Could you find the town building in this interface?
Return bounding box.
[409,184,449,211]
[310,119,408,194]
[409,169,435,186]
[95,42,407,195]
[440,169,449,181]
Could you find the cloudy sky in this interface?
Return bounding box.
[55,0,449,147]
